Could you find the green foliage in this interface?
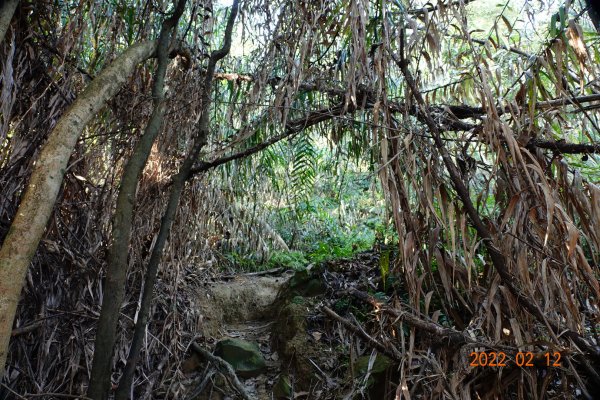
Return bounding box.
[224,251,261,272]
[290,134,317,206]
[379,248,390,291]
[267,250,308,270]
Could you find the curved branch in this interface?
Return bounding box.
[188,97,366,177]
[0,40,158,379]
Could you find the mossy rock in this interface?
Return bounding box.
[286,268,326,297]
[353,354,396,399]
[271,302,320,390]
[214,338,266,378]
[354,354,394,375]
[273,374,292,399]
[273,302,307,345]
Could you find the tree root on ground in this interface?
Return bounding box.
[187,342,251,400]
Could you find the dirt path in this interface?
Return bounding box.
[190,271,293,399]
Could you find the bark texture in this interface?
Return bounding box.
[0,0,18,45]
[87,2,187,397]
[114,2,239,398]
[0,40,157,379]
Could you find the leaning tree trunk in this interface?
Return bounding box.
[0,40,157,379]
[114,2,239,398]
[87,2,186,398]
[0,0,18,45]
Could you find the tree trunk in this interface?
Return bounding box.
[0,0,18,45]
[585,0,600,31]
[87,3,186,398]
[114,2,239,398]
[0,40,157,379]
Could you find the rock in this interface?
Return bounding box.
[273,374,292,399]
[354,354,393,375]
[287,269,326,297]
[353,354,396,399]
[214,338,266,378]
[271,301,320,390]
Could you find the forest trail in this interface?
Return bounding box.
[2,0,599,397]
[181,252,392,399]
[195,272,292,338]
[187,271,294,399]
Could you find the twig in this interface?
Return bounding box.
[321,306,401,361]
[220,267,284,279]
[186,368,216,400]
[25,393,92,399]
[10,320,45,337]
[10,312,69,337]
[188,343,251,400]
[308,358,337,388]
[0,383,27,399]
[407,0,477,15]
[348,290,474,347]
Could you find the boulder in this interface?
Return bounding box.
[214,338,266,378]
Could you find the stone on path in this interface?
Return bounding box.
[215,338,266,378]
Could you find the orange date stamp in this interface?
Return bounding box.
[469,351,562,367]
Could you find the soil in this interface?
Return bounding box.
[195,273,293,338]
[182,252,389,399]
[186,271,295,399]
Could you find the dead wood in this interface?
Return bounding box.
[322,305,401,361]
[188,343,251,400]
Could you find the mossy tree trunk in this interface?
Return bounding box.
[114,2,239,398]
[87,2,187,399]
[0,40,157,379]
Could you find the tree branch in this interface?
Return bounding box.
[321,305,402,360]
[187,343,251,400]
[187,96,366,177]
[393,49,600,381]
[528,139,600,154]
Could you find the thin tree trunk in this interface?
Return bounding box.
[585,0,600,31]
[0,40,157,379]
[87,2,186,399]
[0,0,18,45]
[114,2,239,398]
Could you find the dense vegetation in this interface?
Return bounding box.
[0,0,599,398]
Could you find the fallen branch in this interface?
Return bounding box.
[188,343,251,400]
[349,289,475,347]
[321,305,401,361]
[11,320,44,337]
[24,394,92,399]
[185,368,216,400]
[220,267,284,280]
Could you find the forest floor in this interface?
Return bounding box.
[181,250,394,400]
[185,272,292,399]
